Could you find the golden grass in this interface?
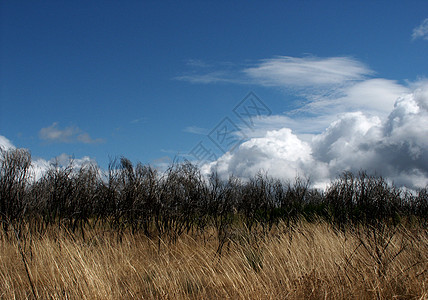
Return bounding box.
[1,222,427,299]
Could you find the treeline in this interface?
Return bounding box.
[0,148,427,241]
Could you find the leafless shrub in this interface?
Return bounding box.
[208,172,240,254]
[0,148,426,247]
[325,171,403,229]
[0,148,32,234]
[155,161,208,242]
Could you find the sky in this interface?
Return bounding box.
[1,1,428,189]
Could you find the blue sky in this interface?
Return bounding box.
[1,1,428,188]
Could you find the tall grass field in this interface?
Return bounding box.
[1,222,427,299]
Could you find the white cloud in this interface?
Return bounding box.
[30,158,50,181]
[175,71,244,84]
[179,56,427,189]
[130,117,147,124]
[237,78,408,145]
[243,56,372,87]
[0,134,97,181]
[178,56,428,189]
[31,154,98,181]
[183,126,208,135]
[0,135,15,151]
[39,122,104,144]
[177,56,373,88]
[301,79,409,117]
[176,60,244,84]
[203,83,428,190]
[202,128,317,180]
[178,56,407,122]
[412,18,428,40]
[50,153,95,168]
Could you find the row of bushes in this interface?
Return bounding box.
[0,148,427,241]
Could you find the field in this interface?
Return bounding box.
[1,222,427,299]
[0,148,427,299]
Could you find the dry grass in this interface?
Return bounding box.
[1,222,427,299]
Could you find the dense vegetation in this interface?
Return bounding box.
[0,148,426,241]
[0,148,427,299]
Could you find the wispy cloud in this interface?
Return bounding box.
[176,71,243,84]
[39,122,104,144]
[179,56,406,129]
[175,59,246,84]
[185,59,211,68]
[237,78,408,143]
[177,56,373,88]
[183,126,208,135]
[243,56,372,87]
[412,18,428,40]
[130,117,147,124]
[297,78,409,118]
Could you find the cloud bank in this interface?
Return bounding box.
[183,56,427,190]
[202,83,428,189]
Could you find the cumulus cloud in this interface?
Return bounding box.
[203,83,428,190]
[201,128,326,182]
[39,122,104,144]
[412,18,428,40]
